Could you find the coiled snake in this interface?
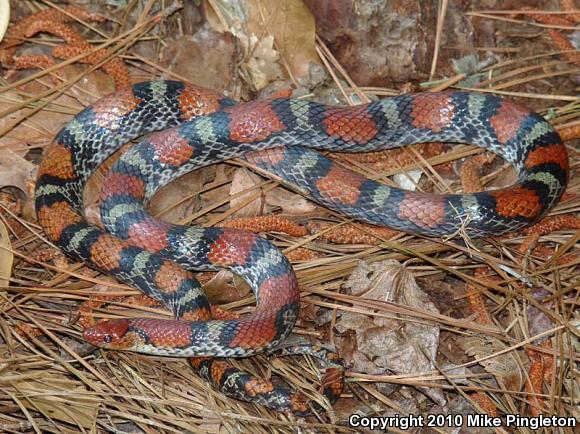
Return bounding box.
[35,80,568,413]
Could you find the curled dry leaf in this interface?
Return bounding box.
[160,25,235,93]
[230,167,316,217]
[0,148,35,207]
[0,148,35,193]
[246,0,320,81]
[265,186,317,215]
[229,167,265,217]
[202,269,252,304]
[150,170,207,224]
[207,0,322,89]
[339,259,445,406]
[460,334,523,392]
[230,166,317,216]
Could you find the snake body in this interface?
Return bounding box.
[35,80,568,412]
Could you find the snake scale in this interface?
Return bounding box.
[35,80,568,413]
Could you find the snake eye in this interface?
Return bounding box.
[103,334,113,344]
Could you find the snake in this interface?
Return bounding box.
[35,79,568,413]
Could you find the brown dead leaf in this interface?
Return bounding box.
[150,170,208,224]
[245,0,321,83]
[199,164,231,208]
[0,148,35,196]
[339,259,445,405]
[207,0,322,88]
[460,335,523,392]
[203,269,252,304]
[265,186,316,215]
[0,148,35,224]
[160,27,235,93]
[229,167,265,217]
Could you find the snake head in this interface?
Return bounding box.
[83,319,135,349]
